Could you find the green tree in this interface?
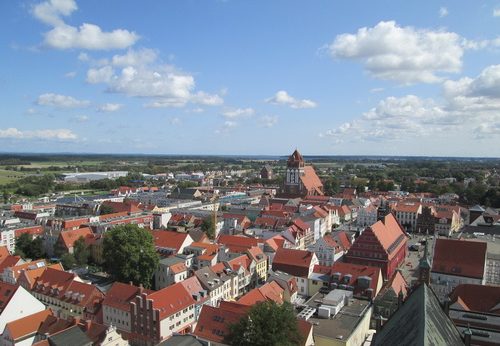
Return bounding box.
[61,253,76,269]
[14,233,31,258]
[74,236,90,266]
[102,224,160,288]
[201,218,215,239]
[225,301,302,346]
[29,237,45,259]
[99,204,115,215]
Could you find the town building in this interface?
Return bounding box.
[130,282,197,345]
[344,213,407,279]
[430,238,487,301]
[280,149,323,198]
[271,248,318,296]
[393,202,422,232]
[372,284,464,346]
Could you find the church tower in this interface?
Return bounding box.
[284,149,305,195]
[418,242,431,286]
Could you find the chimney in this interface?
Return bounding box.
[397,289,404,309]
[375,315,384,332]
[463,327,472,346]
[139,283,144,294]
[443,297,451,316]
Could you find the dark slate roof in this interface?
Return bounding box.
[373,284,464,346]
[156,334,205,346]
[48,326,92,346]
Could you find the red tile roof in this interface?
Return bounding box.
[394,202,421,213]
[237,281,284,306]
[103,282,152,312]
[0,246,9,261]
[147,282,196,319]
[272,248,316,277]
[334,232,351,251]
[0,282,18,312]
[151,230,191,253]
[432,239,487,279]
[59,227,93,251]
[0,255,22,274]
[300,166,324,194]
[217,235,262,251]
[100,200,142,214]
[193,303,249,343]
[4,309,53,341]
[365,213,406,258]
[449,284,500,315]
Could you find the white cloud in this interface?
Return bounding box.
[78,52,89,61]
[327,21,464,84]
[73,115,89,122]
[169,117,181,125]
[266,90,317,109]
[259,115,278,128]
[64,71,76,78]
[191,92,224,106]
[369,87,384,93]
[0,127,77,140]
[85,49,223,108]
[32,0,138,50]
[323,65,500,144]
[32,0,77,26]
[439,7,448,18]
[221,107,254,119]
[494,8,500,17]
[97,103,122,112]
[43,23,139,50]
[36,93,90,108]
[111,48,157,67]
[26,108,37,115]
[86,66,114,83]
[215,120,237,134]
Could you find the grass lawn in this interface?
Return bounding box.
[0,169,26,185]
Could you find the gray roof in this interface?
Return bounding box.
[156,334,206,346]
[373,284,464,346]
[48,326,92,346]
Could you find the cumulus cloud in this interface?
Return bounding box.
[86,66,114,84]
[327,21,464,84]
[0,127,77,140]
[73,115,89,122]
[97,103,122,112]
[494,8,500,17]
[266,90,317,109]
[32,0,138,50]
[85,49,223,108]
[169,117,181,125]
[36,93,90,108]
[259,115,278,128]
[221,107,255,119]
[64,71,76,78]
[322,64,500,144]
[439,7,448,18]
[215,120,237,134]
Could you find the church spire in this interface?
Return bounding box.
[418,241,431,285]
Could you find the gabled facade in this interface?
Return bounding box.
[130,282,196,345]
[344,213,407,279]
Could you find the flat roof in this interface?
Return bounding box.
[307,299,371,341]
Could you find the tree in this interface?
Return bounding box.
[74,236,90,266]
[99,204,115,215]
[14,233,31,258]
[30,237,45,259]
[225,301,302,346]
[14,233,44,259]
[102,224,160,288]
[201,218,215,239]
[61,253,76,269]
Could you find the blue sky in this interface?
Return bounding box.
[1,0,500,156]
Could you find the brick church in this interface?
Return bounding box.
[280,149,324,198]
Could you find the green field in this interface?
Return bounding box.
[0,169,26,185]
